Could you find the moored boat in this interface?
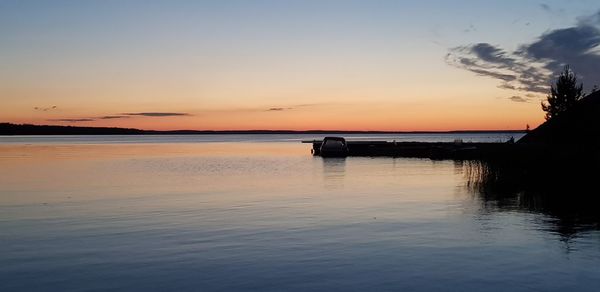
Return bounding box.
[319,137,349,157]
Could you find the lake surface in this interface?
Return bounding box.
[1,134,599,291]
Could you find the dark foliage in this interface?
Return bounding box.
[541,65,584,120]
[519,90,600,146]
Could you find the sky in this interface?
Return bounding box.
[2,0,600,131]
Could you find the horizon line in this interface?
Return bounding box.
[1,122,527,135]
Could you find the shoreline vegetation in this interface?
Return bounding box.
[465,86,600,223]
[0,123,526,136]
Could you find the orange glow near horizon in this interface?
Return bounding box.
[1,58,548,131]
[3,98,544,131]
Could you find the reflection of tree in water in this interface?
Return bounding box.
[464,159,600,240]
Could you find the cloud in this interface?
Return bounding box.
[98,115,129,119]
[469,43,515,65]
[266,107,294,111]
[518,25,600,86]
[508,95,529,103]
[122,112,190,117]
[446,10,600,95]
[97,113,189,119]
[34,105,57,112]
[578,10,600,26]
[540,3,551,12]
[47,118,94,122]
[45,112,189,123]
[467,66,517,82]
[446,44,550,93]
[539,3,566,16]
[464,24,476,33]
[264,104,329,112]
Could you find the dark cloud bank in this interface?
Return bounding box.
[447,10,600,102]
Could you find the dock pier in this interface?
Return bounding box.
[302,138,516,160]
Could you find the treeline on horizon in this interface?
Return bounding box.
[0,123,525,135]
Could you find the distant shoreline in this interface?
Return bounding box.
[0,123,526,136]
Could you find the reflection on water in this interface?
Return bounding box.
[1,140,599,291]
[465,160,600,240]
[322,158,346,189]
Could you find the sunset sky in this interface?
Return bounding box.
[2,0,600,131]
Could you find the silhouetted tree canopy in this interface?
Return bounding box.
[541,65,583,120]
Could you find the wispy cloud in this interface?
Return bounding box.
[446,43,550,94]
[46,112,189,123]
[34,105,57,112]
[446,10,600,95]
[539,3,566,16]
[540,3,551,12]
[47,118,94,122]
[264,103,331,112]
[508,95,529,103]
[122,112,191,117]
[266,107,294,111]
[463,24,477,33]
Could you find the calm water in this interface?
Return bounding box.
[1,134,599,291]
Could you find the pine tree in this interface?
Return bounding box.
[541,65,584,120]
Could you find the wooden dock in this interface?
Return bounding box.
[302,139,516,160]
